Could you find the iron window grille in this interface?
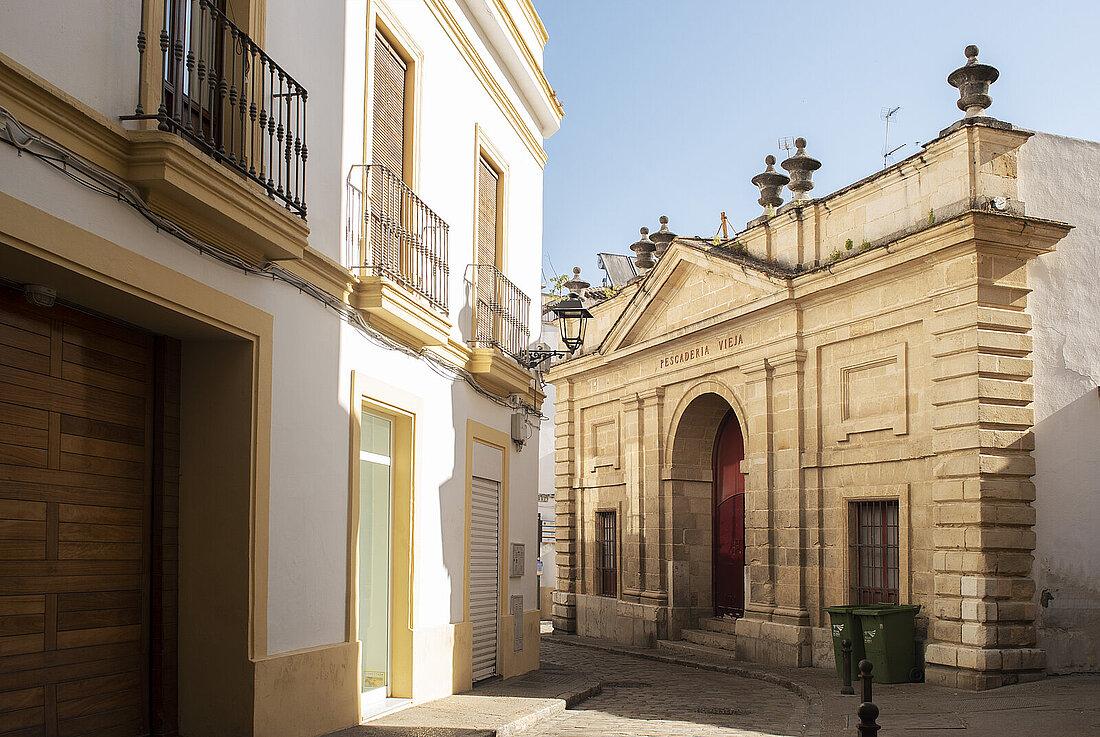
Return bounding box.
[595,510,617,598]
[127,0,308,217]
[851,500,900,604]
[345,164,450,314]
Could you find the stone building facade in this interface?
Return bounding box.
[548,51,1100,690]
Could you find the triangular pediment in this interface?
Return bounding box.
[601,242,787,354]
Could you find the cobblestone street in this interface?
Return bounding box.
[527,640,812,737]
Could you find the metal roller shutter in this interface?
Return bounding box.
[469,474,499,682]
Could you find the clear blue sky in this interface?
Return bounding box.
[535,0,1100,283]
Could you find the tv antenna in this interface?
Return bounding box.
[881,106,905,168]
[778,136,796,156]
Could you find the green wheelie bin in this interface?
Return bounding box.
[854,604,922,683]
[827,604,894,681]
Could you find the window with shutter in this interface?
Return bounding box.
[475,158,501,342]
[850,500,900,604]
[372,32,407,178]
[477,159,500,268]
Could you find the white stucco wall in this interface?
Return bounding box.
[0,0,552,692]
[1017,131,1100,673]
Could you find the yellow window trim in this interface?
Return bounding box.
[472,125,509,272]
[367,5,424,190]
[346,374,416,703]
[462,420,511,680]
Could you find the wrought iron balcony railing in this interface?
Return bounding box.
[345,164,450,314]
[471,264,532,361]
[126,0,308,217]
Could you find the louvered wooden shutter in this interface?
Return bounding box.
[372,32,406,178]
[477,159,499,267]
[475,159,500,341]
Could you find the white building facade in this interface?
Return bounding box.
[0,0,560,735]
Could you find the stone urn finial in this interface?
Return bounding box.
[781,137,821,201]
[562,266,589,294]
[650,215,677,258]
[751,155,789,214]
[948,44,999,117]
[630,227,657,271]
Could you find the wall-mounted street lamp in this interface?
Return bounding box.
[519,268,593,369]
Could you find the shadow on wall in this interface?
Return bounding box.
[1033,387,1100,673]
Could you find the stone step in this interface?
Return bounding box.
[680,627,738,651]
[656,639,745,666]
[699,617,740,635]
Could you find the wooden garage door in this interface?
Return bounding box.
[0,287,177,737]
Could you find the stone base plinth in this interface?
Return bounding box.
[727,615,816,667]
[551,590,576,634]
[925,643,1045,690]
[575,594,667,646]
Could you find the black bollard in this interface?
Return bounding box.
[840,639,855,695]
[856,659,879,737]
[856,700,880,737]
[859,658,874,703]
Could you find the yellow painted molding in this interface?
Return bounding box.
[252,641,359,737]
[278,247,358,302]
[0,52,130,176]
[425,337,474,368]
[491,0,563,117]
[369,5,425,190]
[500,609,541,678]
[347,379,417,703]
[422,0,548,167]
[517,0,549,46]
[0,50,309,266]
[127,131,309,262]
[472,124,510,273]
[351,275,452,349]
[463,420,512,679]
[468,347,533,397]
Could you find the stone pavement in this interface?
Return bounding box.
[528,639,812,737]
[326,662,600,737]
[546,633,1100,737]
[328,633,1100,737]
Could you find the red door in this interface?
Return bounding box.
[713,411,745,617]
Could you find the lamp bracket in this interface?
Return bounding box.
[518,348,571,369]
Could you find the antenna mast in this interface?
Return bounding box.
[881,106,904,168]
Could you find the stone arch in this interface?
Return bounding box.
[664,378,747,480]
[662,378,749,634]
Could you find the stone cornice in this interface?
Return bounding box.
[548,210,1070,384]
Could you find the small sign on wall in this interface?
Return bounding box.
[510,595,523,651]
[510,543,525,578]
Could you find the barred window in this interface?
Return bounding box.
[851,500,900,604]
[595,510,617,598]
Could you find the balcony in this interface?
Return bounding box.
[468,264,534,396]
[345,164,451,348]
[122,0,309,261]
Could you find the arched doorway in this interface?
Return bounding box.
[666,386,747,631]
[713,411,746,617]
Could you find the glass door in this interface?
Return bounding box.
[360,411,393,706]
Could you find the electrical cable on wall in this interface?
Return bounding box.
[0,106,544,421]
